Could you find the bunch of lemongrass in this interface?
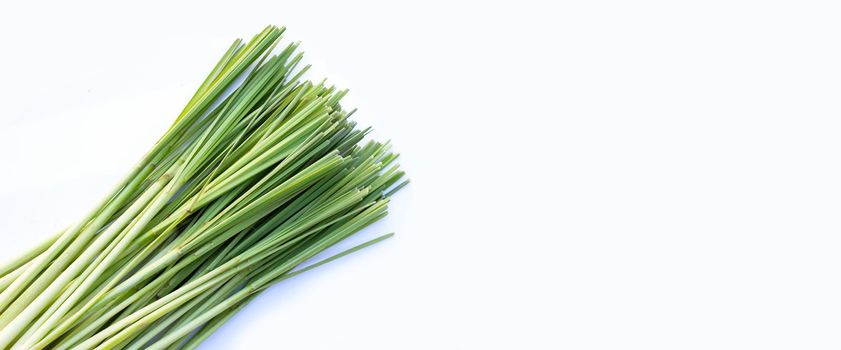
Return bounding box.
[0,25,407,350]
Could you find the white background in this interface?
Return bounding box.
[0,1,840,349]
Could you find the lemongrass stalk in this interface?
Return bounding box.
[0,160,182,348]
[60,146,398,350]
[34,245,138,335]
[0,229,92,325]
[169,26,282,128]
[0,230,61,279]
[45,275,167,350]
[188,92,332,193]
[40,222,229,349]
[0,260,33,292]
[96,153,344,306]
[158,211,348,344]
[178,38,244,119]
[12,238,119,350]
[145,221,393,350]
[157,232,394,350]
[31,174,218,347]
[133,89,310,242]
[93,251,268,350]
[177,296,251,350]
[14,218,147,348]
[0,146,165,325]
[1,34,253,311]
[0,228,87,322]
[125,287,223,349]
[163,230,248,300]
[167,229,393,349]
[33,154,345,347]
[22,192,176,341]
[33,225,234,349]
[44,237,227,350]
[44,241,219,350]
[15,162,193,350]
[26,227,182,350]
[78,188,371,349]
[0,221,81,316]
[79,263,239,349]
[131,91,331,244]
[125,275,244,350]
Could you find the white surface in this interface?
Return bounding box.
[1,1,841,349]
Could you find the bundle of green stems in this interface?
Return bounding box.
[0,25,407,350]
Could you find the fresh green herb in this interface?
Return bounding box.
[0,25,407,350]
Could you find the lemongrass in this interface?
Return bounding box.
[0,24,407,350]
